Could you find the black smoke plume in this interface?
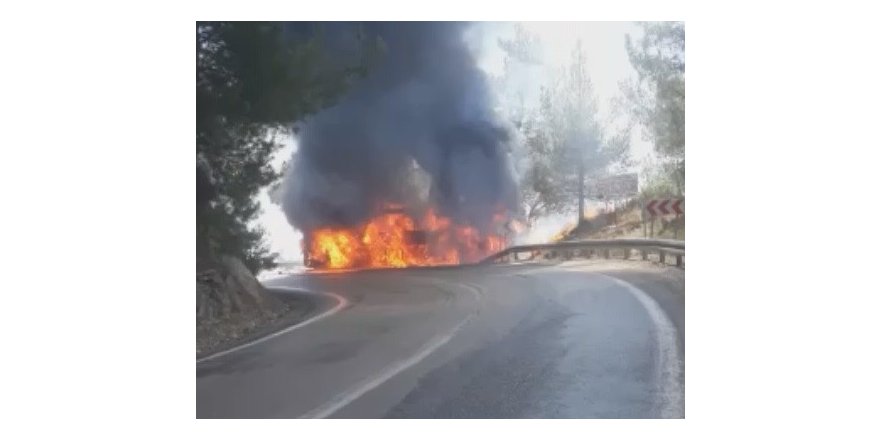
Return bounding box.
[280,22,519,234]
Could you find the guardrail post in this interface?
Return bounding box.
[624,248,630,260]
[659,250,666,265]
[676,254,683,267]
[603,248,610,259]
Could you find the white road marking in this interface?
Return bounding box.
[597,274,684,418]
[299,283,482,419]
[196,288,349,364]
[513,265,684,417]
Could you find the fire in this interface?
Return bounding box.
[550,222,576,243]
[306,206,512,270]
[508,218,527,234]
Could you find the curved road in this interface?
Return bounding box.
[196,260,685,418]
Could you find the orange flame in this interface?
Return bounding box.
[306,206,512,270]
[550,222,576,243]
[509,218,527,234]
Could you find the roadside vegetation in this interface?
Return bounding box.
[197,22,379,273]
[196,22,380,354]
[495,22,685,229]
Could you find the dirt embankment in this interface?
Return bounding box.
[561,202,684,241]
[196,255,312,357]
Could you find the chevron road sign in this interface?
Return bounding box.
[646,198,684,216]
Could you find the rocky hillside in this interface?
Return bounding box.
[196,254,301,356]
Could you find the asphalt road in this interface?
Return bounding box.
[196,260,685,418]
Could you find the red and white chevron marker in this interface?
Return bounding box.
[671,199,683,215]
[646,198,684,216]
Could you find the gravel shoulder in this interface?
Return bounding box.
[196,287,331,360]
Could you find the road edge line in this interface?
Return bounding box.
[597,273,684,418]
[196,288,349,364]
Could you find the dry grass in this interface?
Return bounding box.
[562,204,685,241]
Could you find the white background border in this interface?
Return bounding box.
[2,0,879,438]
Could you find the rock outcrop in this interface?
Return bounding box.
[196,255,290,356]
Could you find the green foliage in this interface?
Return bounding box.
[623,22,685,161]
[497,25,641,225]
[519,113,569,223]
[622,22,685,197]
[517,41,630,224]
[196,22,377,272]
[639,159,683,200]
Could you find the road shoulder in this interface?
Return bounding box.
[196,287,334,361]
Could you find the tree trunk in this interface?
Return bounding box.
[577,156,584,226]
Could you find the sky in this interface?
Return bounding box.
[479,21,652,160]
[473,22,641,118]
[254,22,653,263]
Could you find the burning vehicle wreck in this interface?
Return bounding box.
[301,204,513,270]
[279,22,521,270]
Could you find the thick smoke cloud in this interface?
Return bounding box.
[280,22,519,234]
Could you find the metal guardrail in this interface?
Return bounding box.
[481,238,685,267]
